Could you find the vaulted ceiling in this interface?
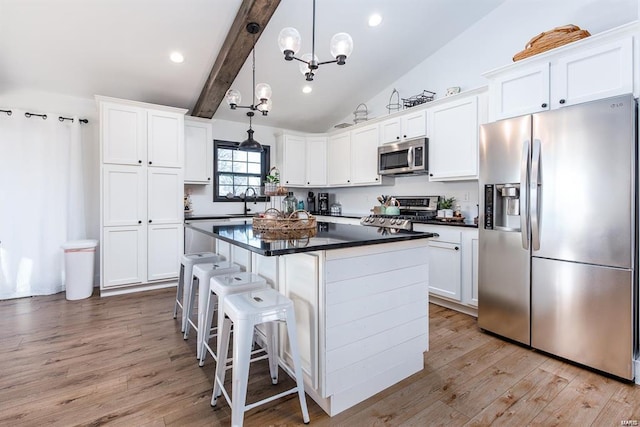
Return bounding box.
[0,0,506,132]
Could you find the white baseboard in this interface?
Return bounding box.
[100,281,177,297]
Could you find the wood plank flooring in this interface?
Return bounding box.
[0,288,638,426]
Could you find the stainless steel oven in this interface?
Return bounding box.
[378,138,428,175]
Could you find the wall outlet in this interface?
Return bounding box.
[463,191,470,201]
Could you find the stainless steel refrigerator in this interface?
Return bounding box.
[478,94,637,380]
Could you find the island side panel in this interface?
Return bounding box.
[323,239,429,416]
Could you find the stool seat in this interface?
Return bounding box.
[184,261,242,359]
[212,287,310,427]
[173,252,221,332]
[199,272,268,367]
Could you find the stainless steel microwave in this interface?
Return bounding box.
[378,138,428,175]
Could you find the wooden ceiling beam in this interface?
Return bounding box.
[191,0,281,118]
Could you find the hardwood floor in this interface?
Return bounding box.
[1,288,638,426]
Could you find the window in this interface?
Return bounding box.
[213,140,270,202]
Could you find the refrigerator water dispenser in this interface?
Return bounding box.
[484,183,521,230]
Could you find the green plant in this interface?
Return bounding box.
[438,196,456,210]
[265,167,280,184]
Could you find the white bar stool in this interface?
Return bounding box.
[198,272,268,367]
[184,261,241,358]
[174,252,222,332]
[212,288,310,427]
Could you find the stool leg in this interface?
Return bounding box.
[181,264,194,332]
[266,322,279,385]
[231,319,255,427]
[199,292,217,366]
[183,275,198,340]
[285,309,310,424]
[173,264,184,320]
[211,316,232,406]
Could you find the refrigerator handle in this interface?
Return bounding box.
[530,139,541,251]
[520,140,530,250]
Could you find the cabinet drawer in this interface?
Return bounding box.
[414,225,461,243]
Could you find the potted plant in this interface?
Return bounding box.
[438,196,456,218]
[264,167,280,195]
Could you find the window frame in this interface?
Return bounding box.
[212,139,271,202]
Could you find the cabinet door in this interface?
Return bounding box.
[554,37,633,109]
[184,119,212,184]
[428,96,479,180]
[428,240,462,301]
[327,132,351,186]
[102,226,146,287]
[305,136,327,186]
[379,117,402,144]
[350,124,380,184]
[147,110,184,168]
[147,223,182,281]
[471,237,479,307]
[148,167,183,224]
[279,253,319,390]
[492,63,550,120]
[402,110,426,140]
[103,165,146,227]
[101,103,146,165]
[282,135,306,186]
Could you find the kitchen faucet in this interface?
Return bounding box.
[243,187,257,216]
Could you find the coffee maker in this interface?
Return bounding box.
[318,193,329,215]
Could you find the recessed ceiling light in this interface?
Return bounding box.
[368,14,382,27]
[302,85,312,94]
[170,52,184,63]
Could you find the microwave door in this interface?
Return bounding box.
[379,148,410,174]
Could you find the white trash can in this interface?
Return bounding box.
[61,239,98,300]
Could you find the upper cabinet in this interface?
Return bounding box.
[485,22,637,121]
[350,123,381,185]
[101,99,185,167]
[277,134,327,187]
[380,110,426,144]
[427,92,486,181]
[184,117,213,184]
[326,132,351,186]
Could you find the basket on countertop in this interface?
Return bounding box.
[513,24,590,61]
[252,208,316,232]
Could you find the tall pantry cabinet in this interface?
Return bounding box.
[96,96,187,295]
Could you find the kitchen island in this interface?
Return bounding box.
[185,219,436,416]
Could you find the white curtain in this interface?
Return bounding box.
[0,110,86,299]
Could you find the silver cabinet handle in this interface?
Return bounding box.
[530,139,541,251]
[520,140,530,250]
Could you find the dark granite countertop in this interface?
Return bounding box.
[185,220,438,256]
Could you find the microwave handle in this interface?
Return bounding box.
[407,146,414,167]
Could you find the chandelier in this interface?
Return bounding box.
[225,22,272,151]
[277,0,353,81]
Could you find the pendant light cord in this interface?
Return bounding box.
[311,0,316,60]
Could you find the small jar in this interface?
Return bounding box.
[282,192,298,215]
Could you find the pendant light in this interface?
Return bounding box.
[225,22,272,152]
[277,0,353,81]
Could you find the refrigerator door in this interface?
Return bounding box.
[478,115,532,345]
[532,257,633,380]
[531,94,635,268]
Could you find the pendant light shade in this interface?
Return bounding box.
[330,32,354,65]
[255,83,272,102]
[238,127,263,152]
[278,27,302,59]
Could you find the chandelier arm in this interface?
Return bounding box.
[316,59,339,66]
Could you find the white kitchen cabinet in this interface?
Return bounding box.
[184,118,212,184]
[428,240,462,301]
[380,109,426,144]
[305,136,327,186]
[97,96,187,294]
[327,132,351,186]
[486,25,636,121]
[278,134,327,187]
[102,226,146,287]
[427,94,480,181]
[490,63,550,120]
[350,123,381,185]
[101,102,146,165]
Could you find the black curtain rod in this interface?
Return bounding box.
[58,116,89,124]
[0,109,88,123]
[0,109,12,116]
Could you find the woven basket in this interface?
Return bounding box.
[513,24,590,61]
[252,208,316,232]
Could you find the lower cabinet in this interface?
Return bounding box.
[427,240,461,300]
[147,224,183,281]
[102,226,146,287]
